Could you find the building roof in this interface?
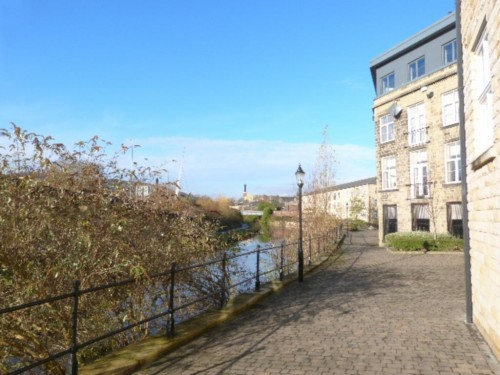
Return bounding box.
[334,177,377,191]
[369,12,456,86]
[305,177,376,196]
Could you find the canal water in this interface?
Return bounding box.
[235,237,274,266]
[227,237,283,293]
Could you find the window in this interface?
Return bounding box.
[443,40,457,64]
[410,149,429,198]
[381,73,395,94]
[412,204,430,232]
[447,203,463,238]
[409,57,425,80]
[379,114,395,143]
[477,32,491,91]
[445,141,461,183]
[383,205,397,237]
[474,31,494,156]
[442,89,459,126]
[136,185,152,198]
[408,102,426,146]
[381,156,397,190]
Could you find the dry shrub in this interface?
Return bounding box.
[0,124,221,373]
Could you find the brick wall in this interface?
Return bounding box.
[460,0,500,359]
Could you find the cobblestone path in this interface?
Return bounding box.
[135,230,499,375]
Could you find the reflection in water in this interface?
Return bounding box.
[226,238,283,293]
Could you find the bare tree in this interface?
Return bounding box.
[303,126,339,237]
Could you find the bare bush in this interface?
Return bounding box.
[0,124,222,373]
[303,126,340,239]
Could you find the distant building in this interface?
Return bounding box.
[459,0,500,359]
[303,177,377,225]
[134,180,180,199]
[370,13,462,245]
[135,184,153,198]
[242,184,254,203]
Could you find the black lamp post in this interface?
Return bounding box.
[295,164,305,282]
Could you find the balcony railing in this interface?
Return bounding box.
[411,182,430,198]
[408,128,427,146]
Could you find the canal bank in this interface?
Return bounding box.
[79,234,344,374]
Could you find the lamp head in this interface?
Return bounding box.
[295,164,305,188]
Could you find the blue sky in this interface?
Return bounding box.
[0,0,455,198]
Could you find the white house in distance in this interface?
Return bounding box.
[303,177,377,225]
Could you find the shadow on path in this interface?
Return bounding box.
[136,230,500,375]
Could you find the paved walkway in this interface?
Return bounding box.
[136,230,499,375]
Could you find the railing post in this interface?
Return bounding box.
[71,280,80,375]
[220,252,227,309]
[280,241,285,281]
[308,235,312,265]
[168,262,176,337]
[285,243,291,275]
[255,245,261,291]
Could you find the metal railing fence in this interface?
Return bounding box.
[1,229,343,374]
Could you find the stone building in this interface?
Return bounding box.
[458,0,500,359]
[370,13,463,245]
[303,177,377,225]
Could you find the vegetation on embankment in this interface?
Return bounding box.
[0,124,233,374]
[193,195,244,230]
[258,201,277,242]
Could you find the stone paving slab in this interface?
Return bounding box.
[135,230,500,375]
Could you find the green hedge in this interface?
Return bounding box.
[385,232,464,252]
[348,219,368,231]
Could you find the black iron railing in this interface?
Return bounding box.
[412,182,430,198]
[1,229,343,374]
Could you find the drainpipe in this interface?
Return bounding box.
[455,0,473,324]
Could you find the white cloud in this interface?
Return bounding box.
[0,117,375,198]
[128,137,376,198]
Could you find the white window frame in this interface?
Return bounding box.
[474,31,494,157]
[381,155,397,190]
[442,89,459,127]
[409,56,425,81]
[379,114,395,144]
[381,72,395,94]
[443,39,457,65]
[136,185,152,198]
[408,102,426,146]
[410,149,429,198]
[445,141,461,184]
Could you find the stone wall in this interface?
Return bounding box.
[374,64,462,245]
[460,0,500,359]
